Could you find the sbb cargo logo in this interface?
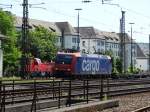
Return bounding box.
[81,59,100,72]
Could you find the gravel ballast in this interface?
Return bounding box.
[102,92,150,112]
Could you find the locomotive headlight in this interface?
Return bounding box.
[67,69,71,71]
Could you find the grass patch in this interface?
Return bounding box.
[0,76,21,81]
[0,77,63,84]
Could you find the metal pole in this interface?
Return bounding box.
[107,75,110,99]
[12,80,15,104]
[86,80,89,103]
[2,85,5,112]
[58,81,61,108]
[83,80,86,99]
[129,23,134,73]
[61,29,65,50]
[149,34,150,72]
[67,79,72,107]
[77,10,80,51]
[131,25,133,72]
[21,0,29,78]
[120,11,125,73]
[100,75,103,100]
[34,80,36,112]
[75,8,82,52]
[105,38,106,54]
[52,75,55,99]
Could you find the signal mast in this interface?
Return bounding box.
[20,0,29,78]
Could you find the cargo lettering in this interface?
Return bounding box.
[82,59,99,72]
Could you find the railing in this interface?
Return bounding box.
[0,76,109,112]
[1,77,150,112]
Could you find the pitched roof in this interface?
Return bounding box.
[75,27,106,39]
[118,33,132,43]
[96,30,120,41]
[75,27,98,39]
[15,16,61,35]
[136,43,146,58]
[137,43,149,56]
[77,27,120,42]
[55,22,77,35]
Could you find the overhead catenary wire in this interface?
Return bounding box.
[1,0,150,37]
[4,0,150,24]
[44,7,116,31]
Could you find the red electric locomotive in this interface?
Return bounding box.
[54,52,112,77]
[54,52,80,77]
[26,58,54,77]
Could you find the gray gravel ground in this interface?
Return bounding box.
[101,92,150,112]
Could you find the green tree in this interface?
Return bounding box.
[0,10,21,76]
[115,58,122,73]
[104,51,116,73]
[29,26,58,61]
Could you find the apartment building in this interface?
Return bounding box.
[77,27,120,58]
[15,17,79,51]
[55,22,78,50]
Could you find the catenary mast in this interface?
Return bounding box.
[20,0,29,78]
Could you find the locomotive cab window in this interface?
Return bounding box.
[55,54,73,64]
[34,58,42,65]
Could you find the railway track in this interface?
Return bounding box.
[1,78,150,110]
[131,106,150,112]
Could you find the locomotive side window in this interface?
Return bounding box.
[34,58,42,65]
[55,54,73,64]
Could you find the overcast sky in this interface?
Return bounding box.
[1,0,150,42]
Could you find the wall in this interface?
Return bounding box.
[64,35,78,50]
[135,58,148,71]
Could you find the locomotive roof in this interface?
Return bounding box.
[81,54,111,59]
[57,52,111,59]
[57,52,81,57]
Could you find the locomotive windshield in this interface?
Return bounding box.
[55,54,73,64]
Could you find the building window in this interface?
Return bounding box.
[101,41,104,46]
[82,49,86,53]
[72,37,77,43]
[55,38,59,43]
[97,41,100,46]
[98,49,100,53]
[72,46,76,49]
[101,49,104,54]
[82,41,85,46]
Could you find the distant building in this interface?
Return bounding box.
[135,43,149,71]
[76,27,105,54]
[0,34,6,77]
[76,27,120,58]
[122,34,137,71]
[15,16,62,47]
[137,43,149,56]
[135,57,149,71]
[55,22,78,50]
[15,17,79,50]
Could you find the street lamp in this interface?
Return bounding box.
[129,22,135,73]
[75,8,82,52]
